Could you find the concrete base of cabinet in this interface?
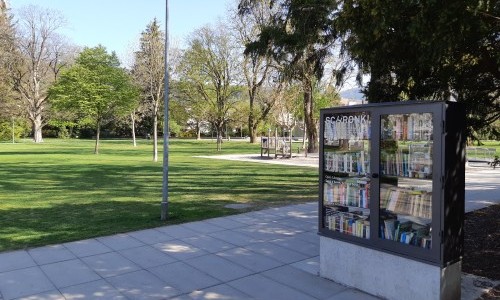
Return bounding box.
[320,237,461,300]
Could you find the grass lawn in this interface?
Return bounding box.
[0,138,318,252]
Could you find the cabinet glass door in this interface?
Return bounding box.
[322,111,371,239]
[379,113,433,249]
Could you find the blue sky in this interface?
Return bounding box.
[9,0,232,65]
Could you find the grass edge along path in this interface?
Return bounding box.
[0,138,318,252]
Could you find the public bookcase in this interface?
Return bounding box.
[318,101,465,300]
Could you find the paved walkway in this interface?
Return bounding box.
[1,202,498,299]
[0,203,381,300]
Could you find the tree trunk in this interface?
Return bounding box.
[249,111,257,143]
[153,113,158,162]
[302,122,307,150]
[216,125,223,151]
[196,122,201,140]
[32,114,44,143]
[303,79,318,153]
[94,122,100,154]
[131,113,137,147]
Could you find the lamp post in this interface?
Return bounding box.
[11,116,14,144]
[161,0,169,220]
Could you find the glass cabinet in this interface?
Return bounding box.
[319,101,465,266]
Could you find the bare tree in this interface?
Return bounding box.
[132,18,165,161]
[12,5,66,143]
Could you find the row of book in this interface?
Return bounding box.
[380,219,432,249]
[325,210,370,239]
[381,150,432,179]
[380,185,432,219]
[381,113,433,141]
[324,151,369,175]
[324,178,370,209]
[324,115,371,143]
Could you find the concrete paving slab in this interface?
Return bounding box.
[227,274,316,300]
[81,252,141,278]
[0,250,36,273]
[181,221,225,234]
[241,210,286,222]
[155,225,200,239]
[234,223,304,242]
[216,247,284,272]
[207,230,259,247]
[97,233,145,251]
[245,241,309,264]
[326,288,381,300]
[149,261,220,294]
[127,229,175,245]
[40,259,100,289]
[188,284,252,300]
[153,240,209,261]
[63,239,112,258]
[118,245,177,269]
[28,245,76,266]
[277,217,318,232]
[204,216,249,230]
[15,290,64,300]
[224,214,263,225]
[106,269,181,299]
[184,254,253,282]
[0,267,54,300]
[294,231,321,244]
[181,235,235,254]
[271,235,320,257]
[262,265,348,299]
[290,256,320,276]
[60,279,126,300]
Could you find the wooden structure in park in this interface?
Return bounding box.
[261,128,293,158]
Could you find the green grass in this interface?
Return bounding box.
[479,140,500,156]
[0,138,318,252]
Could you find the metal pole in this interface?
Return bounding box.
[161,0,169,220]
[11,116,14,144]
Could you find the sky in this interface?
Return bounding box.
[8,0,233,66]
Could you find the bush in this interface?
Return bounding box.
[0,119,29,141]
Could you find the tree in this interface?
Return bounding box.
[177,24,242,151]
[336,0,499,141]
[11,5,67,142]
[0,0,19,121]
[50,46,139,154]
[232,0,277,143]
[170,79,211,140]
[132,19,165,161]
[238,0,340,153]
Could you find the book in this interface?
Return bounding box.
[383,219,398,240]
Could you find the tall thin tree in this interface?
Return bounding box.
[133,19,165,162]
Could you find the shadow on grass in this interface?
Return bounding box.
[0,199,240,252]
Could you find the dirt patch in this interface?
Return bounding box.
[463,204,500,280]
[463,204,500,299]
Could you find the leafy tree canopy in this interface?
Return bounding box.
[50,45,139,153]
[336,0,499,140]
